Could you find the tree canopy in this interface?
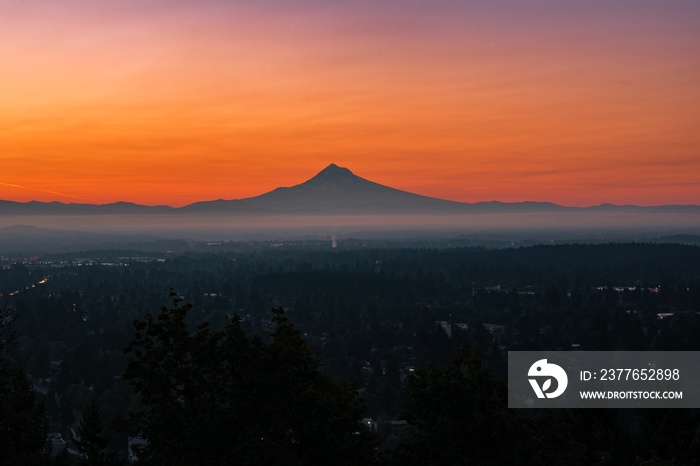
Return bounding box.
[0,304,51,465]
[123,292,378,465]
[393,345,584,466]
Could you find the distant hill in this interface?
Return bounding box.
[0,200,173,215]
[1,164,699,216]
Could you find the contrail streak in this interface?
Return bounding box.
[0,182,99,203]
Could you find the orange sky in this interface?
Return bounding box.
[2,0,699,207]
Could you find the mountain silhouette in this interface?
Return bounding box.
[181,164,700,215]
[185,163,471,214]
[0,164,699,216]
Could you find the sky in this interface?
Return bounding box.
[2,0,699,207]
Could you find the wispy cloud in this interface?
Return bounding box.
[0,182,99,203]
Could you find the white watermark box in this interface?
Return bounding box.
[508,351,700,408]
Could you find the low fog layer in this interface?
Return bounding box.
[0,212,698,244]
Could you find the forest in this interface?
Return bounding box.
[1,242,700,465]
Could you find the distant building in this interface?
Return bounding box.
[386,420,409,437]
[436,321,451,338]
[362,418,378,432]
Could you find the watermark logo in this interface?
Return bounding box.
[528,359,568,398]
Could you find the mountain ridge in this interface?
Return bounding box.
[1,164,698,215]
